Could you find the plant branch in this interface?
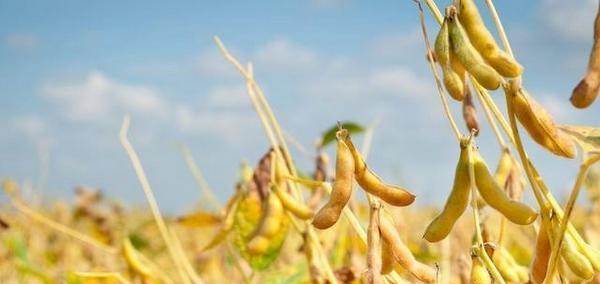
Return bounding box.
[119,115,196,284]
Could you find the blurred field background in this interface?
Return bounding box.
[1,0,600,283]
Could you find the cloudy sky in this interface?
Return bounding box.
[1,0,599,213]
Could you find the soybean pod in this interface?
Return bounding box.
[435,17,466,101]
[343,134,416,207]
[424,137,471,242]
[272,183,313,220]
[473,151,537,225]
[312,130,354,229]
[379,213,437,283]
[447,8,502,90]
[550,217,595,280]
[506,82,576,159]
[366,203,383,284]
[458,0,522,77]
[571,2,600,108]
[531,212,551,284]
[247,193,284,255]
[470,255,491,284]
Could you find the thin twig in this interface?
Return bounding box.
[483,0,514,57]
[119,115,196,284]
[213,39,338,284]
[179,144,222,210]
[414,0,462,142]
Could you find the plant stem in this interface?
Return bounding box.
[423,0,443,24]
[120,116,196,284]
[213,39,338,284]
[179,144,222,210]
[483,0,514,57]
[504,91,546,208]
[414,0,461,142]
[473,83,507,149]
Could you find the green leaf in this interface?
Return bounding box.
[128,233,148,250]
[320,122,366,147]
[559,125,600,155]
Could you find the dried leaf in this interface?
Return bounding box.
[559,125,600,154]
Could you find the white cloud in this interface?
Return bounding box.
[206,84,249,109]
[41,71,168,122]
[173,105,257,141]
[5,33,39,50]
[541,0,597,41]
[196,48,239,78]
[11,115,54,147]
[368,28,423,60]
[369,66,433,97]
[253,39,317,72]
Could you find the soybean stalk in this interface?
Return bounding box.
[178,144,222,210]
[120,116,197,284]
[211,42,338,283]
[414,0,461,143]
[483,0,514,58]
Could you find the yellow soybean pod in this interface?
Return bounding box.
[549,218,595,281]
[458,0,522,77]
[507,83,576,159]
[423,138,471,242]
[473,151,537,225]
[272,184,313,220]
[379,214,436,283]
[343,135,416,207]
[247,194,284,255]
[571,5,600,108]
[470,255,491,284]
[531,215,551,284]
[312,130,354,229]
[447,11,502,90]
[491,247,520,282]
[435,18,466,101]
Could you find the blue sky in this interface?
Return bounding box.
[1,0,598,213]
